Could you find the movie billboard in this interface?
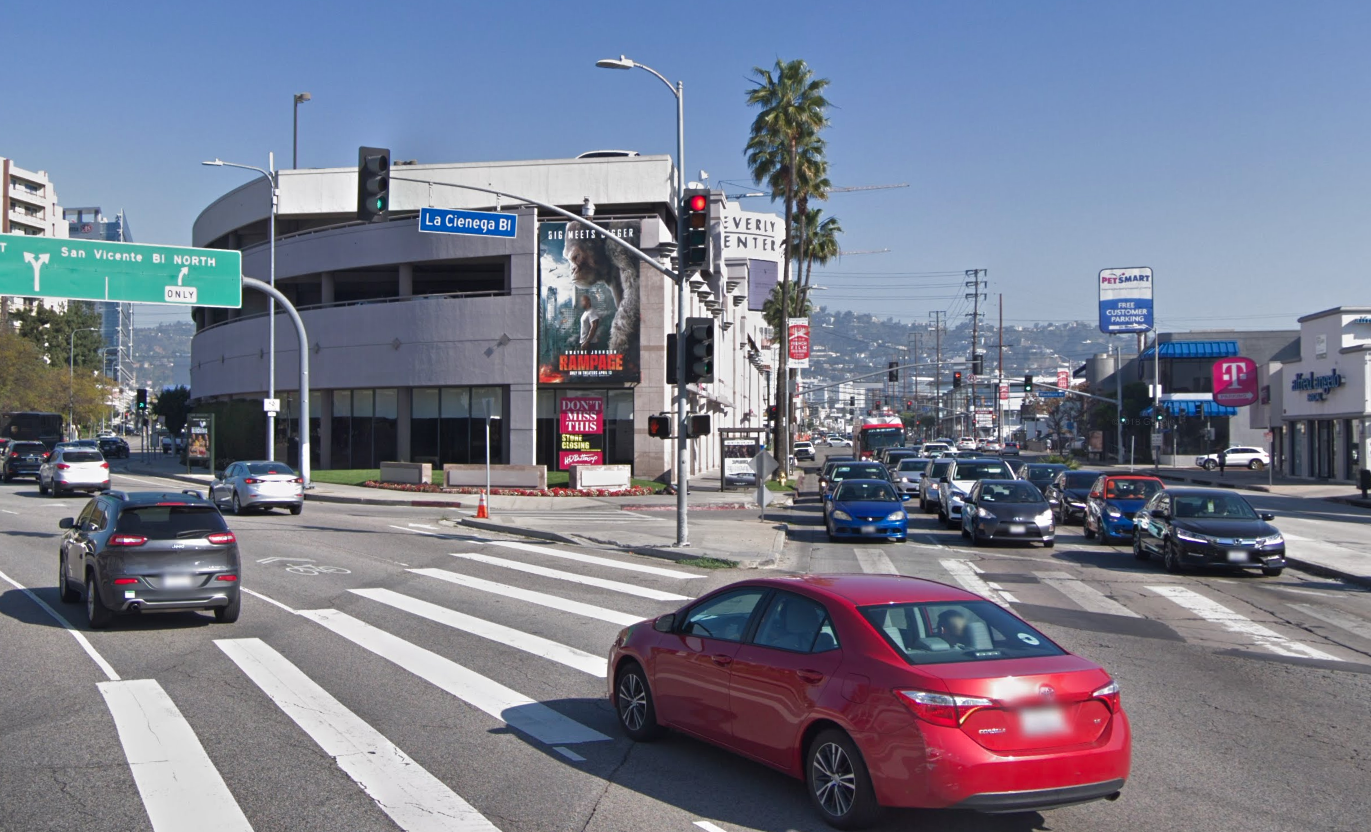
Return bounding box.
[788,318,811,369]
[538,221,643,384]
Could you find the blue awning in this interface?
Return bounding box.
[1138,340,1239,360]
[1141,401,1239,418]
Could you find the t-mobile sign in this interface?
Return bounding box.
[1212,357,1258,407]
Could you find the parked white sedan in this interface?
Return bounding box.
[212,460,305,515]
[1195,446,1270,471]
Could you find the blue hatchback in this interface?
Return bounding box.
[1085,475,1166,543]
[826,479,908,543]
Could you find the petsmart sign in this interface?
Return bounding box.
[419,207,518,238]
[1098,267,1154,334]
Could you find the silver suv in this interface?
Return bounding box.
[39,447,110,497]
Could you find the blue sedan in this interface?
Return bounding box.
[825,479,909,543]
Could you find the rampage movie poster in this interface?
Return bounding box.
[538,221,642,384]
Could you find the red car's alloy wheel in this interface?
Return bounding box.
[811,741,856,817]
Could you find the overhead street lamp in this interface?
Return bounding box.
[595,54,691,548]
[69,327,101,437]
[293,92,311,169]
[203,156,280,461]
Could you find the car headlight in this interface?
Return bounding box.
[886,510,906,521]
[976,506,995,520]
[1035,510,1054,525]
[1175,528,1214,544]
[1258,533,1284,547]
[1105,505,1122,518]
[831,510,852,521]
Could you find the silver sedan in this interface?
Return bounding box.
[211,460,304,515]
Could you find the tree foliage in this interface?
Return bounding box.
[761,282,813,335]
[11,303,105,370]
[0,329,110,429]
[153,385,192,435]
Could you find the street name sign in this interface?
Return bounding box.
[1039,390,1066,398]
[0,237,242,308]
[418,207,518,238]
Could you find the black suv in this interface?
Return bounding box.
[3,441,50,482]
[57,490,242,628]
[97,436,130,459]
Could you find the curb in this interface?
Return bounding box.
[118,467,462,509]
[457,517,786,569]
[1285,556,1371,590]
[458,518,579,544]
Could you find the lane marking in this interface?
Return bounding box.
[1288,604,1371,642]
[98,679,253,832]
[1034,571,1141,618]
[112,473,181,487]
[408,523,438,530]
[852,548,899,575]
[940,559,1016,606]
[241,587,299,616]
[0,568,119,681]
[215,638,500,832]
[389,524,441,536]
[1147,586,1340,660]
[553,746,586,762]
[297,608,610,745]
[412,568,644,626]
[479,540,704,579]
[0,509,17,514]
[352,588,607,677]
[694,822,729,832]
[448,553,689,601]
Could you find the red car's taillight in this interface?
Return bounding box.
[206,532,236,545]
[1092,680,1121,711]
[897,689,994,728]
[109,534,147,547]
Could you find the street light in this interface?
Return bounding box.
[203,156,280,461]
[293,92,311,169]
[69,327,101,437]
[596,54,690,547]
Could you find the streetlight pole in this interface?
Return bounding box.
[69,327,101,438]
[293,92,311,169]
[596,55,690,547]
[203,156,279,461]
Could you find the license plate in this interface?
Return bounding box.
[1226,550,1249,563]
[1020,706,1069,736]
[860,525,877,534]
[1008,524,1025,534]
[163,575,194,589]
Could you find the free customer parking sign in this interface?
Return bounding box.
[1098,267,1153,333]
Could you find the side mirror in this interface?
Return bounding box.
[1150,508,1169,519]
[58,517,75,529]
[1259,511,1275,521]
[940,476,950,484]
[214,470,225,480]
[653,613,676,633]
[1089,491,1102,499]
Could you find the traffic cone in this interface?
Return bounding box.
[476,489,490,519]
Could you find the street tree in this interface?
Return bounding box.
[153,385,192,435]
[11,303,104,370]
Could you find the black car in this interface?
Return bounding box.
[817,457,857,491]
[57,490,242,627]
[1044,469,1103,525]
[1132,487,1286,576]
[98,437,130,459]
[882,448,919,470]
[1021,462,1069,491]
[960,479,1056,547]
[2,441,50,482]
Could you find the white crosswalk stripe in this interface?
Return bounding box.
[1288,603,1371,642]
[216,638,500,832]
[852,548,899,575]
[478,540,705,579]
[1148,586,1340,660]
[351,587,607,677]
[940,559,1017,607]
[411,567,645,626]
[1034,571,1141,618]
[98,679,253,832]
[448,552,690,601]
[297,608,610,745]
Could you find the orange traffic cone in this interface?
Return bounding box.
[476,489,490,519]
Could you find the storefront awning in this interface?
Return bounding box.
[1138,340,1239,361]
[1141,400,1239,417]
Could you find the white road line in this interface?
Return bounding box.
[694,822,729,832]
[0,508,17,514]
[1148,586,1341,660]
[297,609,609,745]
[449,553,689,601]
[98,679,253,832]
[112,474,179,487]
[241,587,299,616]
[389,524,440,536]
[553,746,586,762]
[351,588,607,677]
[0,569,120,681]
[479,540,704,580]
[1288,604,1371,641]
[852,548,899,575]
[940,559,1015,607]
[215,639,500,832]
[412,568,644,626]
[1035,571,1141,618]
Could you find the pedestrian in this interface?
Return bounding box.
[1217,447,1227,476]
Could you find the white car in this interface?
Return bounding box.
[211,460,305,515]
[830,437,852,447]
[793,441,816,461]
[39,447,110,497]
[955,437,978,451]
[937,457,1016,528]
[1195,446,1270,471]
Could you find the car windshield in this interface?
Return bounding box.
[116,506,228,539]
[835,482,900,502]
[929,460,953,477]
[12,443,45,454]
[897,458,929,472]
[61,451,103,463]
[1172,494,1258,520]
[860,600,1065,665]
[954,462,1011,480]
[1106,479,1163,500]
[1025,465,1064,484]
[978,482,1044,503]
[1064,472,1099,488]
[246,462,296,476]
[833,465,885,481]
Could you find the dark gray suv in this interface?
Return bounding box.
[57,490,241,628]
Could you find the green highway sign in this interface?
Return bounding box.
[0,237,241,308]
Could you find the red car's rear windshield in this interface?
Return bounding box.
[860,600,1065,665]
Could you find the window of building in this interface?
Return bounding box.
[412,386,507,468]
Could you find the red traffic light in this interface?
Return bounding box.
[688,194,707,212]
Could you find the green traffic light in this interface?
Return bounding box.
[375,198,384,210]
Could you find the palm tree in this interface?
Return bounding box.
[791,208,843,300]
[761,282,813,336]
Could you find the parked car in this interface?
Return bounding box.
[1084,475,1165,544]
[826,479,909,542]
[961,479,1055,547]
[919,458,955,513]
[97,436,130,459]
[938,458,1016,528]
[1132,487,1286,576]
[1044,469,1105,525]
[211,460,305,515]
[2,441,50,482]
[609,575,1130,827]
[57,489,242,627]
[893,457,931,499]
[1195,446,1269,471]
[39,448,110,497]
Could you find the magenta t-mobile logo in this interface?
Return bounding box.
[1212,357,1258,407]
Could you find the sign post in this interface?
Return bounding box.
[752,451,779,521]
[0,237,242,307]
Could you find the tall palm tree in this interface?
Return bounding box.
[799,210,842,306]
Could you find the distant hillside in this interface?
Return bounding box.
[132,321,193,391]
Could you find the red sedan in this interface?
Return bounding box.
[609,574,1129,828]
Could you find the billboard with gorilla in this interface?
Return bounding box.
[537,220,643,384]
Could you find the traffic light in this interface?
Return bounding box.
[888,361,899,382]
[767,404,779,422]
[952,371,963,389]
[972,354,984,376]
[1120,414,1127,425]
[681,190,711,274]
[684,317,714,383]
[849,396,855,407]
[905,400,913,410]
[647,413,672,439]
[1024,374,1034,393]
[136,389,148,411]
[688,414,711,437]
[357,146,390,222]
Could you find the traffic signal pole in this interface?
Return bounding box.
[673,81,689,547]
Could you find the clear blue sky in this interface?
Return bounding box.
[6,1,1369,330]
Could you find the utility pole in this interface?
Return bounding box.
[997,294,1004,442]
[965,269,987,436]
[929,311,944,434]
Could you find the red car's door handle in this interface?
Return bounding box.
[710,654,734,667]
[797,669,825,684]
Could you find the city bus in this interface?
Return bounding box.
[1,412,64,448]
[852,413,906,460]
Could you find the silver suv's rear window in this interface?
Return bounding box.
[62,451,103,463]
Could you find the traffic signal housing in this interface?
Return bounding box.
[647,414,672,439]
[357,146,390,222]
[136,389,148,411]
[888,361,899,382]
[681,190,711,274]
[1024,374,1034,393]
[767,404,779,422]
[688,414,711,438]
[972,353,984,376]
[684,317,714,383]
[952,371,963,389]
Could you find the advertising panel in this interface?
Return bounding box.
[558,396,604,468]
[186,414,213,470]
[1056,367,1071,389]
[788,318,811,369]
[538,221,644,384]
[747,259,778,312]
[1098,267,1154,333]
[1212,357,1259,407]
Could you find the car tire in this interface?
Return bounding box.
[960,522,970,539]
[58,555,80,603]
[214,592,241,623]
[1202,460,1217,471]
[971,527,985,546]
[614,662,664,742]
[1249,460,1264,471]
[232,493,244,515]
[1133,534,1150,561]
[1043,540,1055,549]
[1164,541,1183,574]
[1084,520,1096,539]
[38,478,48,495]
[290,504,303,516]
[1262,567,1284,577]
[85,574,113,629]
[806,728,881,830]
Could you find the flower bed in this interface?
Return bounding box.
[362,481,656,498]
